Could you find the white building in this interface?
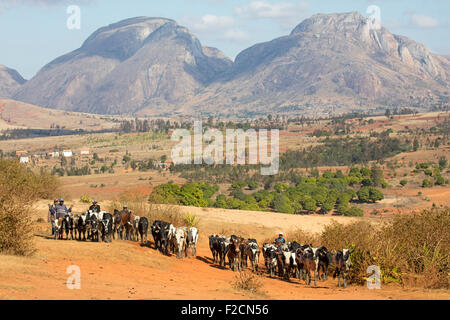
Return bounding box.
[62,150,73,157]
[20,156,29,163]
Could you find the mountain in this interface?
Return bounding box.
[0,65,26,98]
[14,17,232,115]
[187,11,450,117]
[13,12,450,117]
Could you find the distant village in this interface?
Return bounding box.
[17,148,90,164]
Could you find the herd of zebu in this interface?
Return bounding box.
[208,235,353,288]
[53,211,199,259]
[52,211,353,288]
[53,210,149,243]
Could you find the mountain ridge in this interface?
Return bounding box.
[10,12,450,117]
[0,65,26,99]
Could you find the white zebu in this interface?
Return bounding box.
[54,217,63,240]
[184,227,199,258]
[172,227,187,259]
[131,216,140,241]
[246,241,260,272]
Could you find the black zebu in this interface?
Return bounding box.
[100,212,113,243]
[62,214,74,240]
[151,220,171,254]
[138,217,149,243]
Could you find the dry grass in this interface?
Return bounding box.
[317,206,449,289]
[107,191,184,227]
[231,270,264,294]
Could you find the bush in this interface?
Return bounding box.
[232,270,264,294]
[80,194,92,204]
[344,206,364,217]
[183,213,200,228]
[318,207,449,288]
[357,186,384,203]
[272,194,294,214]
[247,181,258,190]
[0,159,59,255]
[435,176,445,185]
[399,180,407,187]
[422,179,434,188]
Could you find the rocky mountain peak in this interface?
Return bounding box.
[291,11,367,35]
[0,65,26,98]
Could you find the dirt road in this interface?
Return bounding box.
[0,214,449,300]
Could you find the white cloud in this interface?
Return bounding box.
[234,0,309,29]
[190,14,235,33]
[410,14,439,28]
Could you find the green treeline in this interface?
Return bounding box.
[149,168,385,216]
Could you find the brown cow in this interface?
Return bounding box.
[117,207,134,240]
[227,235,242,272]
[112,209,121,240]
[239,238,249,269]
[276,244,291,280]
[296,249,317,286]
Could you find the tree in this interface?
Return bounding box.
[369,187,384,202]
[273,194,294,214]
[400,180,407,187]
[438,157,447,170]
[345,206,364,217]
[357,186,370,202]
[122,155,131,163]
[302,196,317,213]
[385,109,391,118]
[413,138,419,152]
[321,200,335,214]
[231,181,246,189]
[357,186,383,203]
[422,179,433,188]
[370,165,384,187]
[247,181,258,190]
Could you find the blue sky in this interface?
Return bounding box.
[0,0,449,79]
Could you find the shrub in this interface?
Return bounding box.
[357,186,384,203]
[247,181,258,190]
[318,207,449,288]
[272,194,294,214]
[232,270,264,294]
[231,181,246,189]
[438,157,447,170]
[0,159,59,255]
[80,194,92,203]
[344,206,364,217]
[399,180,407,187]
[435,176,445,185]
[422,179,433,188]
[183,213,200,228]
